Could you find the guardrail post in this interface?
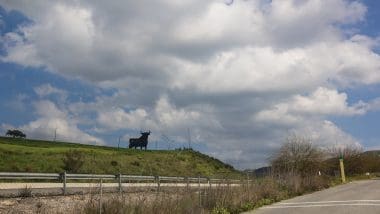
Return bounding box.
[99,179,103,214]
[198,175,201,207]
[186,177,189,191]
[156,176,160,192]
[246,172,250,187]
[118,173,122,193]
[61,171,67,196]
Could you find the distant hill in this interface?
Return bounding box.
[0,137,241,178]
[243,166,272,178]
[362,150,380,156]
[244,150,380,178]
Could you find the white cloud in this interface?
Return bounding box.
[1,32,42,67]
[34,84,67,100]
[255,87,367,122]
[92,96,222,141]
[171,39,380,94]
[19,100,104,145]
[1,0,376,88]
[97,108,150,131]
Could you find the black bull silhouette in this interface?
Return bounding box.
[129,131,150,150]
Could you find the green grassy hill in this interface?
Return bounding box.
[0,137,241,178]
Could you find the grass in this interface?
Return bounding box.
[77,177,291,214]
[73,178,290,214]
[0,137,241,178]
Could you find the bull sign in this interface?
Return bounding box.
[129,131,150,150]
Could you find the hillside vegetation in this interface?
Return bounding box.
[0,137,241,178]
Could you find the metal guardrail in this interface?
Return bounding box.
[0,172,60,180]
[0,172,246,195]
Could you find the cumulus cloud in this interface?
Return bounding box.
[34,84,67,100]
[1,0,380,168]
[255,87,367,123]
[71,95,222,146]
[18,100,104,145]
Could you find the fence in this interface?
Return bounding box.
[0,172,244,195]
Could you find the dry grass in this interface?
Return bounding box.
[18,185,33,198]
[76,177,303,214]
[0,175,334,213]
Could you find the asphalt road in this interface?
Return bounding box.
[246,179,380,214]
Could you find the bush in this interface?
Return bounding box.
[271,135,325,177]
[19,185,32,197]
[62,150,84,173]
[110,161,118,166]
[270,135,330,194]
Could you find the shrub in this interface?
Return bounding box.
[110,161,118,166]
[326,144,367,176]
[271,135,325,177]
[270,135,330,194]
[62,150,84,173]
[19,185,32,197]
[131,161,140,167]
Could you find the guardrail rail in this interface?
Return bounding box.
[0,172,247,195]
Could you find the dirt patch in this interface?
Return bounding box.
[0,191,167,214]
[0,194,87,214]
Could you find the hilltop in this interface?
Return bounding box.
[0,137,241,178]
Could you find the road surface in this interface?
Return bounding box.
[246,179,380,214]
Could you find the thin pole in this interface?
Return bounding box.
[247,172,250,187]
[62,171,66,195]
[187,128,191,149]
[54,128,57,141]
[186,177,189,191]
[99,179,103,214]
[198,175,201,207]
[118,136,121,149]
[339,158,346,183]
[118,173,122,193]
[156,176,160,192]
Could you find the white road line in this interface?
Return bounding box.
[278,200,380,205]
[263,204,380,209]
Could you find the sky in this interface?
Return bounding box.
[0,0,380,169]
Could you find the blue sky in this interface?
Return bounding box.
[0,0,380,169]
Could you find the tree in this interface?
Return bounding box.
[270,135,328,193]
[326,144,364,175]
[5,129,26,138]
[271,135,325,177]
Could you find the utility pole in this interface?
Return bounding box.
[162,134,172,150]
[118,136,121,149]
[187,128,191,149]
[54,128,57,142]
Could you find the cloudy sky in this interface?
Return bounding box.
[0,0,380,169]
